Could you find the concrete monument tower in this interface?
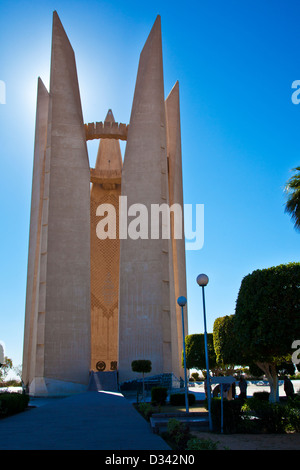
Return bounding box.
[23,11,187,396]
[118,17,185,382]
[90,109,122,373]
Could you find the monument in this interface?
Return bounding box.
[22,11,188,396]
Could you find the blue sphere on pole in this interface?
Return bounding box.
[177,296,187,307]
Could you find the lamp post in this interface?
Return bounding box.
[177,296,189,414]
[196,274,212,431]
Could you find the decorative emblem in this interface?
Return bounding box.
[110,361,117,371]
[96,361,106,371]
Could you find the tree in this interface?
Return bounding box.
[191,372,200,381]
[13,364,22,381]
[285,166,300,231]
[213,314,250,375]
[234,262,300,402]
[131,359,152,401]
[0,357,13,383]
[184,334,217,375]
[213,315,288,378]
[213,315,238,369]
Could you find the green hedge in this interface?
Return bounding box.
[151,386,168,405]
[209,395,300,434]
[241,396,300,433]
[252,391,270,401]
[285,399,300,432]
[170,393,196,406]
[0,393,29,417]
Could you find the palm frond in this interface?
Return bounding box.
[284,167,300,232]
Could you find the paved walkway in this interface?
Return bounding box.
[0,391,170,450]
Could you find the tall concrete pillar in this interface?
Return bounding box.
[90,109,122,373]
[22,78,49,388]
[165,81,188,379]
[118,16,179,382]
[23,11,91,395]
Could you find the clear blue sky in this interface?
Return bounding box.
[0,0,299,371]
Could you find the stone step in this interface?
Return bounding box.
[87,371,118,392]
[150,412,209,434]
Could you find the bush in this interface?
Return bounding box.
[241,398,287,433]
[191,372,200,381]
[252,391,270,401]
[138,402,153,421]
[210,398,243,433]
[0,392,29,417]
[170,393,196,406]
[151,387,168,406]
[284,397,300,432]
[186,437,219,450]
[0,380,22,388]
[166,418,191,450]
[131,360,152,374]
[285,406,300,432]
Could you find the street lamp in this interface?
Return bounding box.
[177,296,189,414]
[196,273,212,431]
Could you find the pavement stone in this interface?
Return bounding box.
[1,381,299,450]
[0,391,170,450]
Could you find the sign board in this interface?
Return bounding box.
[209,376,236,433]
[210,376,235,385]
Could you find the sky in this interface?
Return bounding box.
[0,0,299,373]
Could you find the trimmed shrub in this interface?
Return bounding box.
[0,393,29,417]
[253,391,270,401]
[151,386,168,406]
[170,393,196,406]
[131,360,152,374]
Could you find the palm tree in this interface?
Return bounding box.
[285,166,300,231]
